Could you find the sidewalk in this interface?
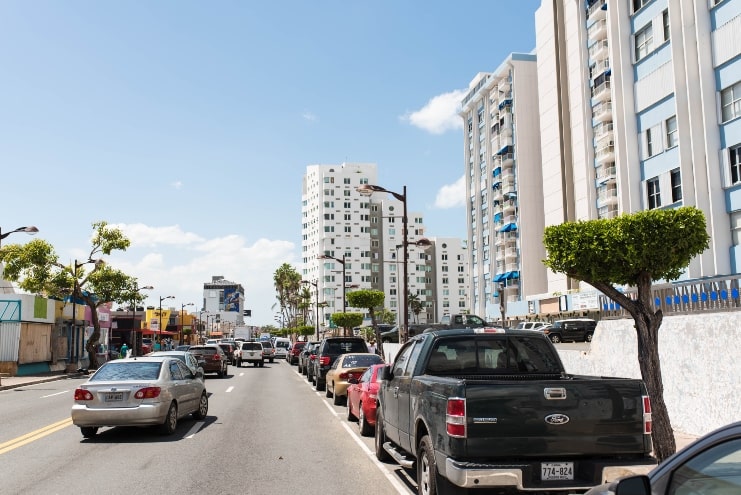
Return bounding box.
[0,371,85,391]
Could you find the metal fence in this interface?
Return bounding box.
[599,275,741,319]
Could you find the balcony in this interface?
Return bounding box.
[598,204,619,219]
[502,177,516,195]
[493,186,503,203]
[498,78,511,94]
[502,198,517,214]
[596,163,617,185]
[588,39,609,61]
[595,143,615,165]
[501,152,514,167]
[593,101,612,123]
[597,187,619,208]
[587,0,607,21]
[501,161,514,179]
[591,79,611,103]
[587,19,607,42]
[594,121,613,144]
[499,114,513,138]
[505,247,518,260]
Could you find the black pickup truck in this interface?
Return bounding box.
[375,328,656,495]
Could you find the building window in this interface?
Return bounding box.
[632,0,651,12]
[662,9,670,42]
[635,24,653,62]
[671,168,682,203]
[647,177,662,209]
[721,81,741,122]
[666,115,678,148]
[646,127,656,157]
[731,145,741,184]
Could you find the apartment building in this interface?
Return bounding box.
[426,237,471,322]
[527,0,741,313]
[459,54,548,320]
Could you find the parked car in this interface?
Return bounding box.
[346,363,385,436]
[145,350,205,381]
[260,340,276,363]
[141,338,153,354]
[187,345,229,378]
[287,341,306,365]
[325,353,384,405]
[312,337,370,391]
[273,337,291,360]
[585,421,741,495]
[235,341,264,367]
[543,318,597,343]
[218,342,238,366]
[298,341,319,374]
[70,356,208,438]
[515,321,550,331]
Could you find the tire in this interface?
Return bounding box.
[374,410,392,462]
[326,383,333,398]
[192,392,208,420]
[237,359,242,368]
[159,402,178,435]
[358,403,373,437]
[347,399,356,421]
[585,332,594,342]
[217,368,224,378]
[418,434,466,495]
[549,334,562,344]
[269,358,274,363]
[80,426,98,438]
[316,378,325,391]
[253,362,257,367]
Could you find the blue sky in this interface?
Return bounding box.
[1,1,540,326]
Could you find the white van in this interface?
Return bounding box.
[273,338,291,360]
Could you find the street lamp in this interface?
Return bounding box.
[358,184,417,342]
[180,302,194,345]
[318,254,346,313]
[130,282,153,357]
[0,225,39,247]
[301,280,320,340]
[158,295,174,350]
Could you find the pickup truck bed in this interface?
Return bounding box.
[376,328,655,494]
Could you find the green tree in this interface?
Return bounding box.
[408,293,424,323]
[272,263,302,328]
[346,289,386,354]
[543,206,710,462]
[296,324,316,340]
[0,221,137,369]
[375,307,397,325]
[331,312,363,336]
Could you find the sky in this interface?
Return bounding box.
[0,1,541,327]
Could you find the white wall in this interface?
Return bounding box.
[558,314,741,438]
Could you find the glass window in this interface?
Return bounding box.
[662,9,670,42]
[671,168,682,203]
[731,145,741,185]
[666,115,678,148]
[647,177,662,209]
[635,24,653,61]
[667,438,741,494]
[721,82,741,122]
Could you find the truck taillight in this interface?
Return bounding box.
[446,398,466,438]
[642,395,652,434]
[74,389,93,401]
[319,356,330,366]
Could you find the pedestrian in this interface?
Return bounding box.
[119,342,129,359]
[367,340,376,355]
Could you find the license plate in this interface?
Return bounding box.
[105,392,123,402]
[541,462,574,481]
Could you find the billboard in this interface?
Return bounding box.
[224,288,240,312]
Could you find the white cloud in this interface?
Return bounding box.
[302,111,318,122]
[434,175,466,209]
[171,180,183,189]
[113,223,205,248]
[401,89,467,134]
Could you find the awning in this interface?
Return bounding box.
[493,166,501,177]
[493,273,506,282]
[506,271,520,280]
[496,144,513,156]
[493,212,503,222]
[498,98,512,110]
[141,329,178,336]
[499,222,517,232]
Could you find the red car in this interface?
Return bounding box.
[287,341,306,365]
[345,363,384,436]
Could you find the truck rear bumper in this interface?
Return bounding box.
[444,457,656,491]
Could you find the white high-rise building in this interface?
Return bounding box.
[426,237,471,322]
[460,54,548,321]
[533,0,741,303]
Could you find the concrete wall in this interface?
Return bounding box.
[558,313,741,438]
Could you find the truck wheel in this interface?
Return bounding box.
[418,434,465,495]
[549,334,562,344]
[585,332,593,342]
[374,411,392,462]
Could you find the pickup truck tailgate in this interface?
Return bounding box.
[463,377,651,459]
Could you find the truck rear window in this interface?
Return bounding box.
[428,336,562,374]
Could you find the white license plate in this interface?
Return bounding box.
[105,392,123,402]
[541,462,574,481]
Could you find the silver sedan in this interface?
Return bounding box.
[71,356,208,438]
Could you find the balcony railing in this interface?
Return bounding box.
[587,19,607,41]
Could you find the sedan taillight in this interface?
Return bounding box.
[135,387,161,399]
[74,389,93,401]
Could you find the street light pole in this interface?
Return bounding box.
[158,295,174,350]
[131,282,153,357]
[180,302,194,345]
[318,253,347,335]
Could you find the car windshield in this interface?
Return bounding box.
[276,341,289,349]
[244,343,261,350]
[341,354,383,368]
[91,361,162,381]
[327,340,367,354]
[190,347,216,355]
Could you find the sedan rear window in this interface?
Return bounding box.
[91,362,162,381]
[341,354,383,368]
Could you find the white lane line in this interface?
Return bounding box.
[41,390,69,398]
[225,386,235,393]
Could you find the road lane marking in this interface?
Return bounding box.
[0,418,72,455]
[41,391,70,399]
[225,386,234,393]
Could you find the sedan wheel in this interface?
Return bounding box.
[192,392,208,420]
[159,402,178,435]
[549,334,562,344]
[358,404,373,437]
[346,400,356,421]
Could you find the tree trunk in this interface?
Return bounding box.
[592,278,676,462]
[83,296,101,370]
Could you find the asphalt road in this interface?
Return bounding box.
[0,359,415,495]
